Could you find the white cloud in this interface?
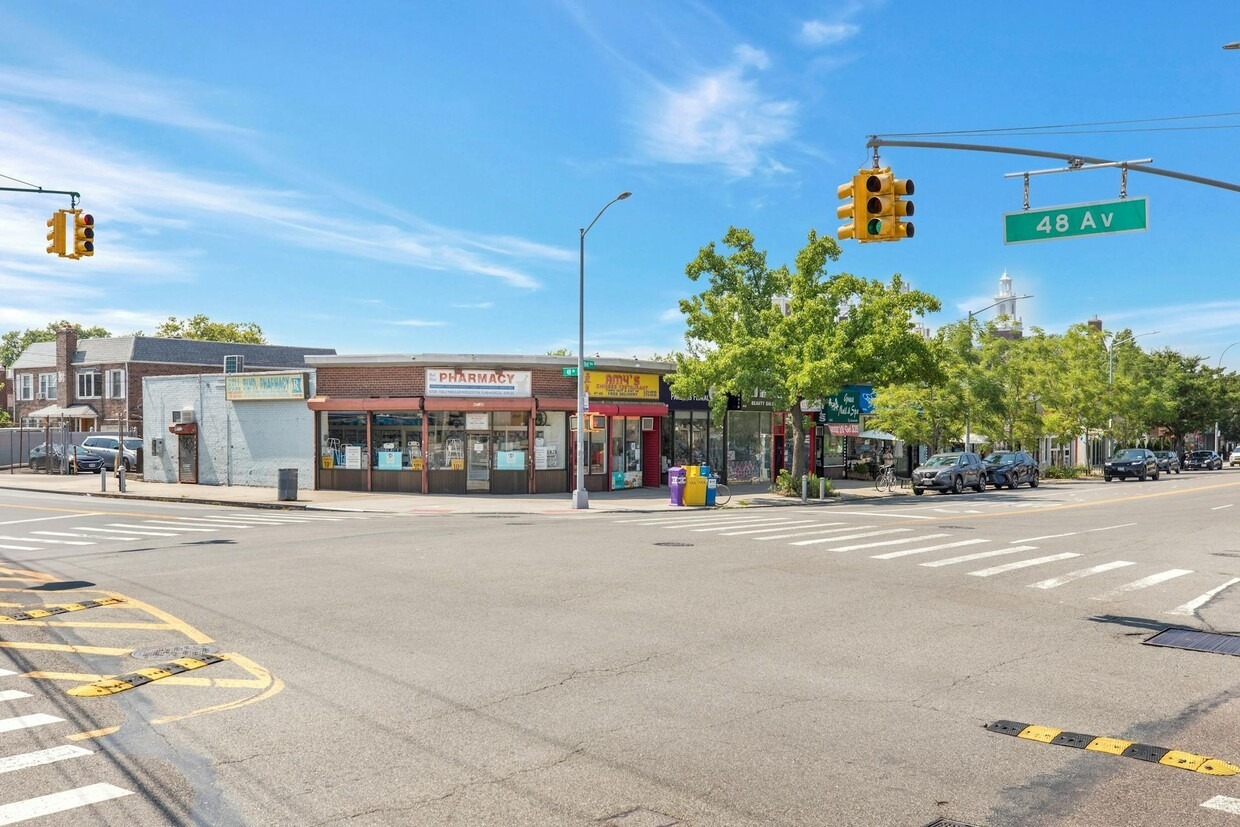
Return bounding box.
[387,320,448,327]
[659,307,683,323]
[451,302,495,309]
[639,46,797,177]
[798,21,860,47]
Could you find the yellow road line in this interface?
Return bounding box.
[66,726,121,741]
[0,641,131,656]
[153,652,284,724]
[7,621,175,631]
[26,670,266,689]
[101,590,214,645]
[0,567,56,581]
[0,601,141,609]
[949,479,1240,522]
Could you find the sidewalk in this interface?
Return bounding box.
[0,468,898,515]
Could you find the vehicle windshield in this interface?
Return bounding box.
[1112,449,1146,460]
[1153,451,1171,458]
[1190,451,1212,458]
[984,453,1018,465]
[124,438,142,450]
[922,454,960,468]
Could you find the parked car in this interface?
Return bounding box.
[1152,450,1181,475]
[27,443,105,473]
[1104,448,1160,482]
[982,450,1040,489]
[1231,450,1240,467]
[911,452,986,495]
[80,435,141,471]
[1184,450,1223,471]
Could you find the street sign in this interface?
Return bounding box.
[562,367,578,377]
[1004,197,1147,244]
[583,359,595,369]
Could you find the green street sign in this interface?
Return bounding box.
[583,359,596,369]
[562,367,578,377]
[1004,197,1148,244]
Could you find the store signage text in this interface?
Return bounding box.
[820,389,862,424]
[225,372,308,401]
[827,423,860,436]
[584,371,659,400]
[425,368,531,398]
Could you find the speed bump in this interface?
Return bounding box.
[68,653,228,697]
[986,720,1239,776]
[0,597,123,622]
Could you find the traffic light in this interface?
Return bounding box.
[71,210,94,258]
[890,175,915,240]
[864,169,895,241]
[45,210,70,257]
[836,174,861,240]
[587,414,606,431]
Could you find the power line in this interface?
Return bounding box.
[883,112,1240,138]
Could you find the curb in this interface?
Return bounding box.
[0,483,316,512]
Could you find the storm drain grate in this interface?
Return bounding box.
[1144,628,1240,657]
[923,820,984,827]
[654,542,694,548]
[132,644,219,661]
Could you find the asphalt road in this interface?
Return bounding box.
[1,471,1239,826]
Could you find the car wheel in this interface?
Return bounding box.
[1152,469,1160,481]
[1008,479,1018,490]
[952,475,964,495]
[1104,475,1112,482]
[28,459,36,470]
[912,487,923,496]
[1030,473,1039,488]
[974,479,986,493]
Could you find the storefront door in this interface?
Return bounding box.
[467,434,490,492]
[177,434,198,484]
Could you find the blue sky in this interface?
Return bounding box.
[2,2,1239,369]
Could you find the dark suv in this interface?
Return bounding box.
[1152,451,1181,474]
[1104,448,1159,482]
[983,450,1040,489]
[1184,450,1223,471]
[912,452,986,495]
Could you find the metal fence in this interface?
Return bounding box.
[0,427,88,471]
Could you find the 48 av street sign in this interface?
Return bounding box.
[1004,197,1148,244]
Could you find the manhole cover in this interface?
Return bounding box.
[132,644,219,661]
[654,542,694,548]
[1145,628,1240,657]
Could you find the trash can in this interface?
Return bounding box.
[668,466,686,506]
[705,475,717,507]
[277,468,298,501]
[685,464,700,479]
[699,465,711,479]
[684,475,707,507]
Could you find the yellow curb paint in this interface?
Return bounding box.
[1017,725,1062,743]
[1085,737,1132,755]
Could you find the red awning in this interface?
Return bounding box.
[307,397,422,411]
[536,398,579,412]
[586,403,668,417]
[422,397,535,412]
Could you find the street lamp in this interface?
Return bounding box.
[1215,341,1240,455]
[573,191,631,510]
[1105,330,1158,460]
[1224,41,1240,49]
[962,295,1033,452]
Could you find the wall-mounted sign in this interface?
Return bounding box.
[846,384,875,415]
[496,451,525,471]
[425,368,531,397]
[820,388,862,424]
[465,412,489,431]
[827,423,860,436]
[584,372,659,400]
[344,445,363,470]
[225,372,308,401]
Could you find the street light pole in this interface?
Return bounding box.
[1216,341,1240,456]
[573,191,631,510]
[963,295,1033,453]
[1105,330,1158,461]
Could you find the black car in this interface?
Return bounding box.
[1184,450,1223,471]
[28,443,105,473]
[911,452,987,495]
[1104,448,1159,482]
[1152,451,1181,474]
[983,450,1040,489]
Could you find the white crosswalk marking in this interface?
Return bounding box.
[0,545,37,551]
[0,713,63,734]
[832,534,950,553]
[141,522,220,531]
[969,553,1081,577]
[65,529,141,540]
[1167,578,1240,616]
[105,525,178,536]
[921,546,1039,568]
[690,518,797,532]
[30,531,109,539]
[0,536,91,546]
[719,520,826,536]
[0,745,93,775]
[1202,795,1240,814]
[791,528,911,547]
[1010,532,1078,543]
[0,690,32,703]
[755,525,875,541]
[0,669,15,677]
[615,516,728,525]
[871,538,988,560]
[1028,561,1136,589]
[0,782,133,823]
[1092,569,1194,600]
[164,518,264,527]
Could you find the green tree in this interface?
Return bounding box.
[1143,348,1221,449]
[155,315,266,344]
[545,347,573,356]
[668,227,940,481]
[1,321,111,367]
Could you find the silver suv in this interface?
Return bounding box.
[80,435,142,471]
[912,452,986,495]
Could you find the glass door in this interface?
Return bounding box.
[466,433,490,492]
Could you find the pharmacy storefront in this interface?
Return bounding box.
[307,355,670,496]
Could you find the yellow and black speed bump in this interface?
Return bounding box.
[0,597,124,622]
[986,720,1240,776]
[68,653,228,697]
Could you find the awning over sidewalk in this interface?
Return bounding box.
[27,404,98,419]
[859,429,898,441]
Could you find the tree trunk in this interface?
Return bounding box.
[789,401,806,481]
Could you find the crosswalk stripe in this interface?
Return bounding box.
[871,539,988,560]
[0,691,31,703]
[690,518,798,532]
[1167,578,1240,616]
[0,745,93,775]
[0,670,14,677]
[0,713,63,734]
[719,521,827,536]
[0,536,91,546]
[791,528,911,547]
[1028,561,1137,589]
[1010,532,1078,543]
[219,513,346,521]
[1092,569,1194,600]
[921,546,1038,568]
[0,545,37,551]
[141,522,220,531]
[66,529,141,540]
[615,516,729,525]
[0,782,133,823]
[105,525,179,536]
[168,518,269,526]
[832,533,950,552]
[30,532,107,539]
[755,525,875,541]
[1202,795,1240,814]
[968,553,1081,577]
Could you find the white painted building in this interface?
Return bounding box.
[141,371,316,488]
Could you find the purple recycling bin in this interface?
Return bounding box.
[668,466,686,506]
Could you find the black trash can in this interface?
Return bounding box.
[277,468,298,501]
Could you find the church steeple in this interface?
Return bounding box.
[993,271,1023,339]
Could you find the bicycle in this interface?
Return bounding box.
[874,464,896,493]
[713,480,732,506]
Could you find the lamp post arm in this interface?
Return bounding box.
[583,194,627,239]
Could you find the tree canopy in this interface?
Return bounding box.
[154,315,267,344]
[1,321,111,368]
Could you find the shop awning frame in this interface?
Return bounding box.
[307,397,423,411]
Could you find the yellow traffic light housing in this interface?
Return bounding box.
[863,170,894,241]
[837,166,915,242]
[836,175,861,240]
[45,210,70,257]
[890,176,915,239]
[70,210,95,258]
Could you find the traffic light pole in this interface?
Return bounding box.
[865,137,1240,193]
[0,185,82,205]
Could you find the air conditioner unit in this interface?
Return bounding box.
[180,407,196,423]
[35,393,47,401]
[224,355,244,374]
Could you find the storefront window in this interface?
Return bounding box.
[589,426,606,474]
[822,432,846,473]
[493,411,529,470]
[322,412,367,469]
[371,412,423,471]
[534,411,566,470]
[428,411,466,470]
[608,416,643,489]
[726,411,773,483]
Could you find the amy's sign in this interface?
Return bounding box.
[425,368,531,398]
[584,372,660,401]
[226,372,308,401]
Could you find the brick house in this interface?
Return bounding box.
[6,324,333,433]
